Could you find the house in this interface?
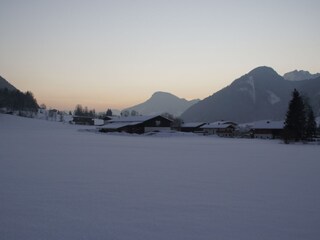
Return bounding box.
[102,115,114,125]
[100,115,172,134]
[200,121,237,137]
[72,116,94,125]
[180,122,206,133]
[251,120,284,139]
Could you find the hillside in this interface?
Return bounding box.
[181,66,320,123]
[0,75,17,91]
[0,75,38,111]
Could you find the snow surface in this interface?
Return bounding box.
[266,90,281,105]
[1,114,320,240]
[246,76,256,103]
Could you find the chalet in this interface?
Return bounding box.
[100,115,172,134]
[72,116,94,125]
[180,122,206,133]
[252,120,284,139]
[200,121,237,137]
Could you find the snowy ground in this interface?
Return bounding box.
[1,114,320,240]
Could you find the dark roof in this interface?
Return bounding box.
[181,122,206,128]
[102,115,172,130]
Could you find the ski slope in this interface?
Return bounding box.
[1,114,320,240]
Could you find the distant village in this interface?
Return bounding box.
[23,105,315,141]
[0,96,318,142]
[72,114,287,140]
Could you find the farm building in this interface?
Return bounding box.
[251,120,284,139]
[200,121,238,137]
[100,115,172,134]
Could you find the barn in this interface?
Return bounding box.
[100,115,172,134]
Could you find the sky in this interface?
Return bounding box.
[0,0,319,111]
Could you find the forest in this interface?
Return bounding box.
[0,88,38,112]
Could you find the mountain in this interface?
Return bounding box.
[122,91,200,116]
[0,75,17,91]
[0,75,39,111]
[181,66,320,123]
[283,70,320,81]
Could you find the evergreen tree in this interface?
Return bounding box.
[283,89,306,142]
[305,108,316,139]
[84,106,89,116]
[74,104,83,116]
[131,110,138,116]
[121,110,129,117]
[106,109,112,116]
[0,88,38,112]
[73,104,96,117]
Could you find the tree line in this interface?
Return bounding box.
[73,104,114,118]
[73,104,97,117]
[0,88,38,112]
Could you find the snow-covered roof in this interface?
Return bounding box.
[94,119,104,126]
[200,121,236,129]
[252,120,284,129]
[101,122,141,129]
[181,122,206,128]
[108,115,158,123]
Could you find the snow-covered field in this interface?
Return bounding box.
[1,114,320,240]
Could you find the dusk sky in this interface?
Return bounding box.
[1,0,319,111]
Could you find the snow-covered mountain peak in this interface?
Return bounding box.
[283,70,320,81]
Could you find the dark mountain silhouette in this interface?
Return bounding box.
[122,91,200,116]
[0,75,38,111]
[0,75,17,91]
[181,66,320,123]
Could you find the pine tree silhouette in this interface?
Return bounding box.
[283,89,306,142]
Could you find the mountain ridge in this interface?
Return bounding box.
[181,66,320,123]
[122,91,200,116]
[283,70,320,81]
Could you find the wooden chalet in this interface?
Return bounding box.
[100,115,172,134]
[251,120,284,139]
[200,121,237,137]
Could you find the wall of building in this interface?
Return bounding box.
[144,127,171,133]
